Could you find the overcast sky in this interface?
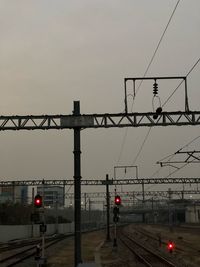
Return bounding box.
[0,0,200,197]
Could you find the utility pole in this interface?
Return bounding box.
[84,193,87,211]
[41,179,46,264]
[106,174,110,241]
[142,180,145,223]
[31,187,35,238]
[55,192,58,234]
[63,184,65,207]
[73,101,82,267]
[89,198,91,222]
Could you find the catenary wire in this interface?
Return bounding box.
[136,0,181,96]
[162,57,200,108]
[146,134,200,191]
[116,0,181,166]
[136,57,200,180]
[157,134,200,164]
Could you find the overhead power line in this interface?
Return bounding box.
[150,134,200,182]
[131,55,200,167]
[162,57,200,108]
[157,134,200,164]
[136,0,181,96]
[116,0,181,165]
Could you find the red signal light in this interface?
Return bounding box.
[34,194,42,208]
[167,241,174,253]
[115,195,121,205]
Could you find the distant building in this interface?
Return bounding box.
[37,186,64,207]
[185,203,200,223]
[0,186,28,204]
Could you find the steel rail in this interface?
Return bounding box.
[119,231,177,267]
[0,235,68,266]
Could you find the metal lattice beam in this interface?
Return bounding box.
[66,190,200,199]
[0,111,200,130]
[0,177,200,186]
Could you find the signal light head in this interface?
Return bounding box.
[115,195,121,205]
[34,194,42,208]
[167,241,174,253]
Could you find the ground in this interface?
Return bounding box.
[19,224,200,267]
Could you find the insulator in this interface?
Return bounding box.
[153,88,158,95]
[153,82,158,95]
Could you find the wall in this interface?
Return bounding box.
[185,205,200,223]
[0,223,74,243]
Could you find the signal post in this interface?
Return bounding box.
[34,193,47,266]
[113,195,121,247]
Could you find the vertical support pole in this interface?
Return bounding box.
[89,198,91,222]
[55,192,58,234]
[102,201,105,226]
[168,188,172,231]
[106,174,110,241]
[124,79,128,113]
[12,181,15,203]
[84,193,87,211]
[184,77,189,112]
[113,223,117,247]
[151,197,154,223]
[63,184,65,207]
[73,101,82,267]
[181,190,184,200]
[31,187,35,238]
[142,180,145,223]
[132,192,135,207]
[135,165,138,179]
[42,179,45,260]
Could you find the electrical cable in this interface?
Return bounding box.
[148,134,200,191]
[148,56,200,183]
[162,57,200,108]
[136,0,181,96]
[156,151,177,164]
[178,134,200,151]
[165,159,194,178]
[156,134,200,165]
[116,0,181,166]
[132,127,152,165]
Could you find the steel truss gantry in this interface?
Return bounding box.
[66,190,200,199]
[1,177,200,186]
[0,110,200,130]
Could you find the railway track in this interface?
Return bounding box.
[0,235,61,253]
[134,225,200,255]
[119,231,178,267]
[0,234,68,267]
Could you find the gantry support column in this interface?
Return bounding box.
[106,174,110,241]
[73,101,82,267]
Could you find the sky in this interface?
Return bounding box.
[0,0,200,200]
